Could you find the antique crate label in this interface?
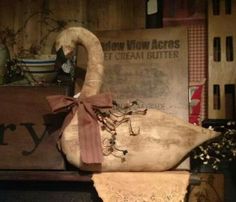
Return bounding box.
[0,86,66,169]
[77,27,188,120]
[77,27,189,169]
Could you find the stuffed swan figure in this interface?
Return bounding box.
[51,27,218,172]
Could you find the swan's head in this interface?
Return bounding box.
[55,28,79,57]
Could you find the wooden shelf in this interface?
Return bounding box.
[0,171,92,182]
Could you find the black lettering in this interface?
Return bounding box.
[127,40,135,50]
[0,124,16,145]
[173,51,179,57]
[20,123,48,156]
[127,40,150,50]
[159,41,164,49]
[151,39,158,49]
[136,41,142,50]
[174,40,180,48]
[101,41,125,51]
[168,40,174,49]
[142,41,150,50]
[163,41,168,49]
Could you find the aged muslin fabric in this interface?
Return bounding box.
[92,172,190,202]
[55,27,218,172]
[55,27,105,97]
[61,107,217,172]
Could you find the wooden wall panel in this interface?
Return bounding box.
[208,0,236,119]
[18,0,42,54]
[0,1,19,55]
[87,0,145,31]
[0,86,67,169]
[1,0,88,56]
[40,0,88,53]
[0,0,145,57]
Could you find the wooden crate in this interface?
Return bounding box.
[188,173,224,202]
[0,86,67,170]
[77,27,189,120]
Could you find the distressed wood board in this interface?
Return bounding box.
[77,27,188,120]
[188,173,224,202]
[0,0,145,56]
[208,0,236,119]
[77,27,189,169]
[0,86,67,170]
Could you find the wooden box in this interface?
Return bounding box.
[188,173,224,202]
[0,86,67,170]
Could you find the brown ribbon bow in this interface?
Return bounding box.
[46,93,113,164]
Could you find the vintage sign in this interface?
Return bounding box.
[77,27,189,169]
[77,27,188,120]
[0,86,67,169]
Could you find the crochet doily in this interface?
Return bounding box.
[92,171,190,202]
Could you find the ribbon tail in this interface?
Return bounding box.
[55,110,75,151]
[47,95,78,151]
[78,106,103,164]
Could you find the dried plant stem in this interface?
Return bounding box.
[94,100,147,161]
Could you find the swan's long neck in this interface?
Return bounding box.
[56,27,104,97]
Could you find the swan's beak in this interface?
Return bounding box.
[56,47,67,64]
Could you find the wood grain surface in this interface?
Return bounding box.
[0,86,67,169]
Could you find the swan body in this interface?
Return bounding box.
[55,27,218,171]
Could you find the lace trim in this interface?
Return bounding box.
[92,172,190,202]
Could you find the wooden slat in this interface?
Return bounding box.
[0,171,91,181]
[0,171,200,184]
[0,0,145,56]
